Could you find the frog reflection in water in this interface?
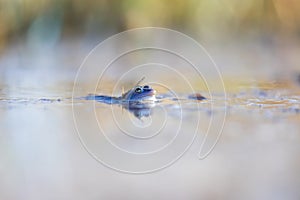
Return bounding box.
[86,78,157,119]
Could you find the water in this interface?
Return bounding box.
[0,77,300,199]
[1,39,300,199]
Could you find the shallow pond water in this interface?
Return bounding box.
[1,37,300,199]
[0,78,300,199]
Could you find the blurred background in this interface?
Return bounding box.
[1,0,300,44]
[1,0,300,83]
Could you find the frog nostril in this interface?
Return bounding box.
[143,85,150,89]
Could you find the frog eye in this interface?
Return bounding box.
[135,87,142,93]
[143,85,150,89]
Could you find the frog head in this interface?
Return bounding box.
[122,84,156,101]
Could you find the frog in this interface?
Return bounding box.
[85,77,206,119]
[85,77,157,104]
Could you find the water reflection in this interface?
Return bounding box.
[122,102,154,120]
